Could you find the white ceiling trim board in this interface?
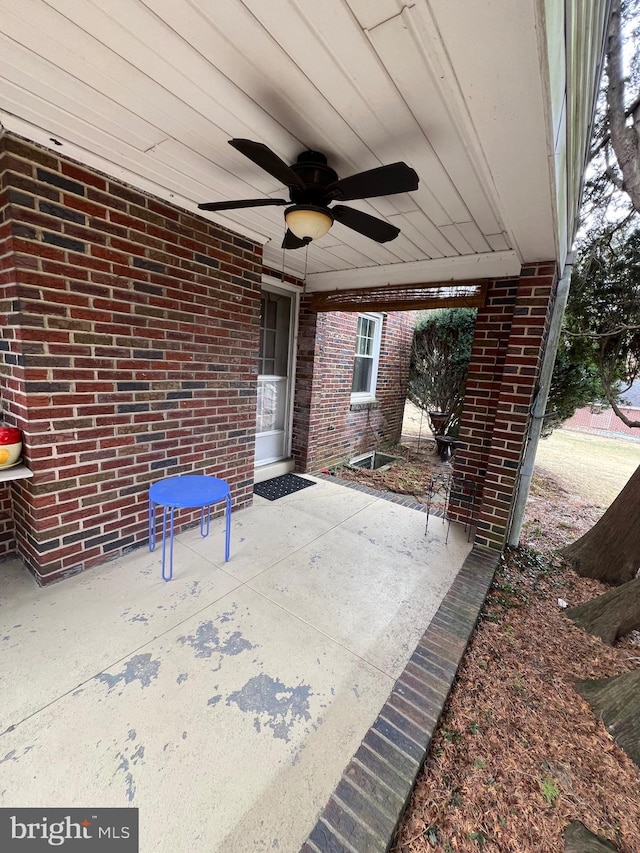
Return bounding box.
[305,250,522,291]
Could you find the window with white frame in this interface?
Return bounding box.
[351,313,383,401]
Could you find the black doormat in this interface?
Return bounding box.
[253,473,316,501]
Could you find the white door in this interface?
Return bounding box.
[255,283,296,466]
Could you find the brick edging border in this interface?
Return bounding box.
[311,471,435,514]
[300,546,500,852]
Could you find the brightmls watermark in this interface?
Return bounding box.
[0,809,138,850]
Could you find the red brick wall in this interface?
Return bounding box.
[453,264,558,549]
[0,134,262,583]
[293,302,416,471]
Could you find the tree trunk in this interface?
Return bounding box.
[606,0,640,213]
[566,577,640,643]
[574,670,640,767]
[564,821,619,853]
[560,464,640,584]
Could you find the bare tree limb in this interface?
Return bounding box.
[564,323,640,338]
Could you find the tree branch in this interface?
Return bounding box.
[564,323,640,338]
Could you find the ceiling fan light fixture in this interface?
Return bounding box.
[284,205,333,241]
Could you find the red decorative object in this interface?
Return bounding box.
[0,426,21,444]
[0,425,23,468]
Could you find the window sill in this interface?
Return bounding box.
[0,463,34,483]
[349,399,379,412]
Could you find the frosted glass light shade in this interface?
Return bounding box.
[285,206,333,240]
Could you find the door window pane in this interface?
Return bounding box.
[259,293,291,376]
[256,378,287,432]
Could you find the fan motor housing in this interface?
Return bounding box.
[289,150,338,204]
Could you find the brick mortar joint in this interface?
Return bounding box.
[329,790,390,848]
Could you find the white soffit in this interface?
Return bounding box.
[0,0,601,288]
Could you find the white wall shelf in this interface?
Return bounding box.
[0,464,33,483]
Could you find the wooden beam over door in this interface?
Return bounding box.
[310,280,488,313]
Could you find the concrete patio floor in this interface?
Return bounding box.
[0,475,475,851]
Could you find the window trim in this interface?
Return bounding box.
[350,312,383,403]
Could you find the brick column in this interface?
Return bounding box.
[291,295,318,471]
[453,265,558,550]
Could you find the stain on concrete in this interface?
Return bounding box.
[182,731,187,740]
[189,581,200,596]
[226,674,313,742]
[356,527,378,545]
[96,653,161,693]
[127,729,136,741]
[309,554,321,564]
[178,618,256,670]
[217,603,238,624]
[128,614,149,624]
[207,694,222,707]
[123,772,135,802]
[0,745,33,765]
[176,673,188,685]
[114,743,145,803]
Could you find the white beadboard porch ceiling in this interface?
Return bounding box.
[0,0,604,291]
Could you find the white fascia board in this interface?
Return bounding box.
[305,250,522,292]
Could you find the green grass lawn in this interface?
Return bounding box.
[534,428,640,507]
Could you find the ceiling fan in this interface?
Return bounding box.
[198,139,419,250]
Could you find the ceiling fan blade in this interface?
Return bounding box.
[327,162,418,201]
[282,229,309,250]
[198,198,288,211]
[331,205,400,243]
[229,139,306,190]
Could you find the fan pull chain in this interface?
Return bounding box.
[303,242,309,295]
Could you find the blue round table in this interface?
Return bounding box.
[148,475,231,581]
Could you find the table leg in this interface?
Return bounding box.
[200,504,211,539]
[224,492,231,562]
[149,498,156,551]
[161,505,176,582]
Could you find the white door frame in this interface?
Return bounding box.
[255,275,299,472]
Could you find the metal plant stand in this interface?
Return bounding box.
[425,471,478,543]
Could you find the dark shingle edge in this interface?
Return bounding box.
[300,546,499,853]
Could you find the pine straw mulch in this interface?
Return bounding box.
[327,443,452,510]
[335,445,640,853]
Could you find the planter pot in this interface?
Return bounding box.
[0,426,22,469]
[428,411,448,435]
